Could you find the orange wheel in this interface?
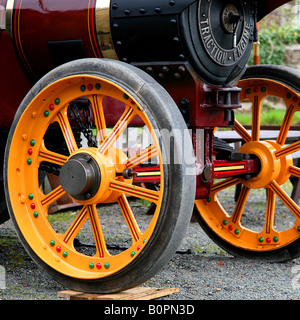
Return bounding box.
[4,59,195,292]
[194,65,300,262]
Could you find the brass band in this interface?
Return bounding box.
[5,0,14,38]
[95,0,118,60]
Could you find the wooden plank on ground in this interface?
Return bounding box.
[57,286,179,300]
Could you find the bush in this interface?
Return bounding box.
[248,25,300,65]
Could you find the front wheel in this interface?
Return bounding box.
[194,65,300,262]
[4,58,195,293]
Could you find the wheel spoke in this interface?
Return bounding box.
[89,94,108,143]
[98,106,136,154]
[251,95,263,141]
[126,145,158,169]
[40,185,66,208]
[276,104,296,146]
[264,188,276,234]
[211,177,240,194]
[118,194,142,243]
[63,206,89,244]
[87,204,109,258]
[56,110,78,154]
[231,185,250,224]
[289,165,300,178]
[233,120,251,143]
[269,180,300,219]
[275,140,300,158]
[38,142,68,166]
[109,180,160,204]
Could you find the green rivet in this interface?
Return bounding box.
[33,211,38,218]
[27,158,32,165]
[30,140,35,146]
[234,229,240,235]
[95,83,101,90]
[298,226,300,232]
[50,240,55,246]
[80,85,86,92]
[89,262,94,269]
[55,98,60,105]
[273,236,278,242]
[206,197,211,203]
[261,87,266,92]
[131,251,136,257]
[44,110,49,117]
[143,239,147,244]
[28,193,34,200]
[63,251,68,258]
[259,237,264,243]
[223,220,228,226]
[104,262,110,269]
[287,93,292,99]
[123,93,129,100]
[246,88,252,94]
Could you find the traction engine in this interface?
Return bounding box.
[0,0,299,293]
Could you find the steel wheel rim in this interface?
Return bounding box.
[7,75,164,279]
[195,78,300,252]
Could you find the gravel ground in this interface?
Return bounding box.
[1,189,300,301]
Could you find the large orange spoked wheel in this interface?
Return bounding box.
[4,58,195,293]
[194,65,300,262]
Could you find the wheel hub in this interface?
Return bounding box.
[60,153,101,201]
[239,141,293,189]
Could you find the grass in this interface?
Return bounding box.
[236,107,300,126]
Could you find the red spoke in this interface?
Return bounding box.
[233,120,251,143]
[211,177,240,194]
[264,188,276,234]
[251,95,262,141]
[276,104,295,146]
[38,143,68,166]
[231,186,250,224]
[275,140,300,158]
[89,94,108,143]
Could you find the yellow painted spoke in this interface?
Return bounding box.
[269,181,300,219]
[289,165,300,178]
[118,194,142,243]
[63,206,89,244]
[251,95,262,141]
[98,106,136,154]
[276,104,296,146]
[126,145,158,168]
[211,177,240,194]
[89,94,108,143]
[109,180,160,204]
[231,186,250,224]
[233,120,251,143]
[87,205,109,258]
[275,140,300,158]
[264,188,276,234]
[38,142,68,166]
[41,185,66,207]
[56,111,78,154]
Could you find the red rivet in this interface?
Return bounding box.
[130,99,135,105]
[266,237,271,243]
[293,97,298,103]
[28,148,33,155]
[254,87,259,93]
[56,246,61,253]
[228,225,233,231]
[137,245,142,251]
[96,263,102,269]
[88,84,93,91]
[49,104,55,111]
[30,203,36,209]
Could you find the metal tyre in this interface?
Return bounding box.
[4,58,195,293]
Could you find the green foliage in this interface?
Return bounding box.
[248,25,300,66]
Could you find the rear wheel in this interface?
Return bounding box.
[194,65,300,262]
[4,58,195,293]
